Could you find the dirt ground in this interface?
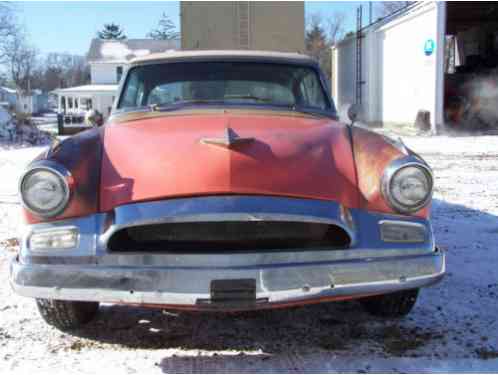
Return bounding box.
[0,133,498,373]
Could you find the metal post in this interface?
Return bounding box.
[356,5,363,106]
[434,2,447,134]
[57,113,63,136]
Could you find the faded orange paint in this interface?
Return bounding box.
[351,126,429,218]
[23,110,430,224]
[100,112,361,211]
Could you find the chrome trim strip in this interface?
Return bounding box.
[99,196,358,250]
[200,127,255,148]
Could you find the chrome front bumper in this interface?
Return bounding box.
[10,195,445,309]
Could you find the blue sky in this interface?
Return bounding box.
[14,1,380,56]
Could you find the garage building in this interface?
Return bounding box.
[331,2,498,133]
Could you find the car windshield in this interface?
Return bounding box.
[117,62,330,112]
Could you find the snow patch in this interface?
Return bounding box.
[100,41,150,61]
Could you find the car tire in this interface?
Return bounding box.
[360,289,419,317]
[36,299,99,330]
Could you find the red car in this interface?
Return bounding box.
[11,51,445,330]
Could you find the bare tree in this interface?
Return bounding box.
[0,3,19,64]
[43,53,89,89]
[377,1,413,17]
[306,13,328,61]
[4,31,38,92]
[327,12,345,46]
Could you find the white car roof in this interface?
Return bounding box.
[130,50,317,67]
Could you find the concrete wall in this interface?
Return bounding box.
[181,1,305,52]
[91,63,124,85]
[332,2,440,127]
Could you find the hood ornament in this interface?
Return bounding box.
[201,127,254,148]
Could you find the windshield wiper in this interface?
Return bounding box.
[148,100,326,118]
[150,96,274,112]
[222,95,273,102]
[149,100,223,112]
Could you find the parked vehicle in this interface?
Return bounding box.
[10,51,445,330]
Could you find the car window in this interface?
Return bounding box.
[118,62,330,111]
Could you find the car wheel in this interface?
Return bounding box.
[360,289,419,317]
[36,299,99,330]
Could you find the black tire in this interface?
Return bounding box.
[36,299,99,330]
[360,289,419,317]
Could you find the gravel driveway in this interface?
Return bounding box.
[1,135,497,373]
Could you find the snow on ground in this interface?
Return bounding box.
[0,133,497,373]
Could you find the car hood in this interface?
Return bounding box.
[100,111,360,211]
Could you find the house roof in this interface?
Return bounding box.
[87,38,179,63]
[53,84,119,95]
[130,50,317,66]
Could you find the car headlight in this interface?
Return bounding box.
[19,162,72,218]
[382,157,433,214]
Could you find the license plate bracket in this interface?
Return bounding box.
[210,279,256,302]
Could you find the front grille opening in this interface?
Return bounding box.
[107,221,351,253]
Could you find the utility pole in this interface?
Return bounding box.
[369,2,372,25]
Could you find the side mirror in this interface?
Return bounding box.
[85,109,104,127]
[347,104,361,125]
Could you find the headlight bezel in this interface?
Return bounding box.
[381,156,433,214]
[19,161,73,218]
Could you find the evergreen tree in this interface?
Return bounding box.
[306,15,328,73]
[147,13,179,40]
[97,23,127,40]
[306,24,328,62]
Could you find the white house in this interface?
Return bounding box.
[331,2,498,133]
[54,38,178,119]
[16,90,49,115]
[0,87,17,110]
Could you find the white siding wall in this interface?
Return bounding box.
[332,37,355,119]
[332,2,440,126]
[379,3,438,125]
[90,63,124,85]
[94,93,116,117]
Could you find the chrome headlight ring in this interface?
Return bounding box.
[381,156,434,215]
[19,160,73,218]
